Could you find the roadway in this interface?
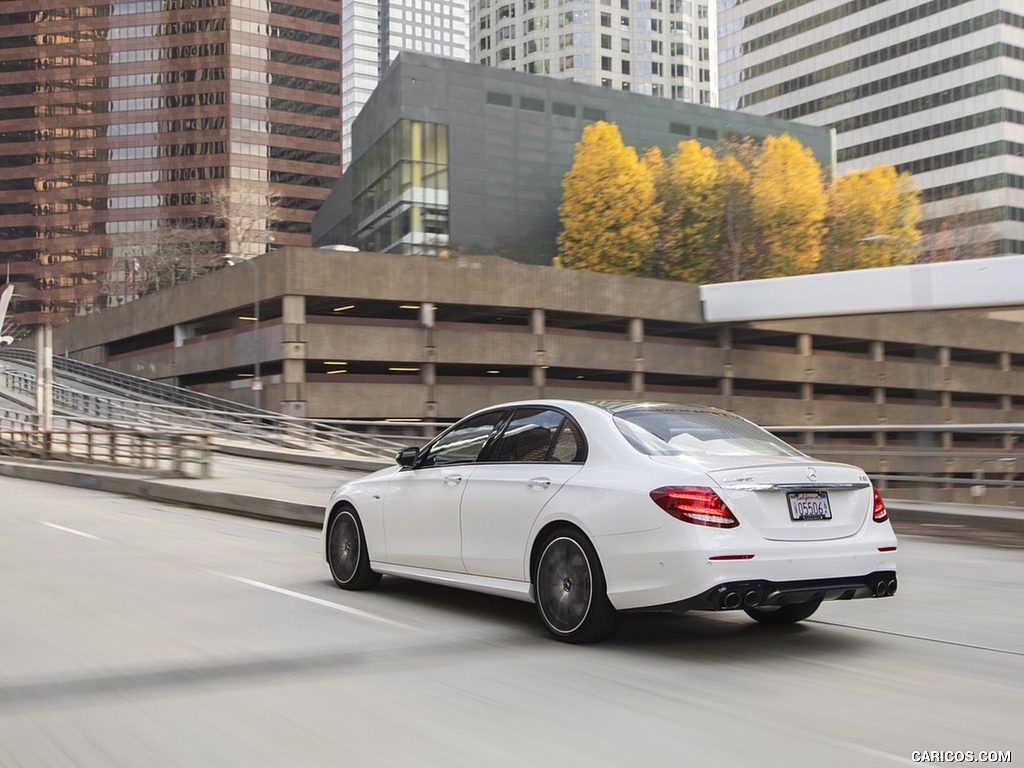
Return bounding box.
[0,476,1019,767]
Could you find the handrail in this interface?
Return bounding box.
[0,407,214,478]
[1,367,411,460]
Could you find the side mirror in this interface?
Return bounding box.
[396,446,419,468]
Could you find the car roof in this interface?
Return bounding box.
[467,399,728,418]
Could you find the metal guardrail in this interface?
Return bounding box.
[0,367,411,460]
[0,347,262,416]
[0,407,214,478]
[769,424,1023,506]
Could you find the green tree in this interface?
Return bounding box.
[557,122,659,275]
[821,166,921,270]
[748,134,827,278]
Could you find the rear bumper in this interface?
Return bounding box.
[625,570,898,613]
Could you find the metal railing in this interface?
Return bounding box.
[0,407,214,478]
[0,347,263,415]
[769,424,1023,506]
[0,367,410,460]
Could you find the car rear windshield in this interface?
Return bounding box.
[613,406,803,458]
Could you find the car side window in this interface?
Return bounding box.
[419,410,506,467]
[490,408,585,463]
[550,418,586,463]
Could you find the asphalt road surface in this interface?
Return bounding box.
[1,476,1020,768]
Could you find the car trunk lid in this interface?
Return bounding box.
[651,455,873,541]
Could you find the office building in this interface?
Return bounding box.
[0,0,344,325]
[718,0,1024,259]
[313,53,831,259]
[342,1,470,165]
[471,0,717,106]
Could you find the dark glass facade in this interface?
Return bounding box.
[347,119,450,255]
[0,0,343,325]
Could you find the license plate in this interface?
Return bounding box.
[787,491,832,521]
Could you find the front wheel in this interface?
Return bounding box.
[744,596,822,625]
[534,529,620,643]
[326,507,381,590]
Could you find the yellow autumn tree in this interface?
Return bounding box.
[641,145,669,277]
[748,134,827,278]
[821,166,921,271]
[718,153,753,281]
[557,122,659,275]
[659,140,722,283]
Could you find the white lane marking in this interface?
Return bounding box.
[42,522,101,540]
[227,576,411,628]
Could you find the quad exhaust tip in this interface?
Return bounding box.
[720,590,762,610]
[874,578,898,597]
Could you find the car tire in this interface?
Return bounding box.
[534,529,620,643]
[327,507,381,590]
[743,596,822,625]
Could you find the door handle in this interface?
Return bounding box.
[443,474,463,486]
[528,477,551,490]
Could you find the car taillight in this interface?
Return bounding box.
[872,487,888,523]
[650,486,739,528]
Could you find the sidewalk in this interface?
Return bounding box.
[1,449,1022,543]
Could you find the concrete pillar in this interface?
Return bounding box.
[718,327,733,405]
[530,308,544,336]
[280,294,307,416]
[629,318,644,398]
[420,302,436,329]
[797,333,812,356]
[421,303,436,417]
[532,308,546,397]
[282,294,306,325]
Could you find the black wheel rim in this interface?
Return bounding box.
[536,537,593,634]
[329,512,360,583]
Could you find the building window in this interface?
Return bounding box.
[486,91,513,106]
[349,119,451,257]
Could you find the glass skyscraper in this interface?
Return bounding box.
[0,0,343,324]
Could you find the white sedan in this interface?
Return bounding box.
[323,400,898,642]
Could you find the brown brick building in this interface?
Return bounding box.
[0,0,343,325]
